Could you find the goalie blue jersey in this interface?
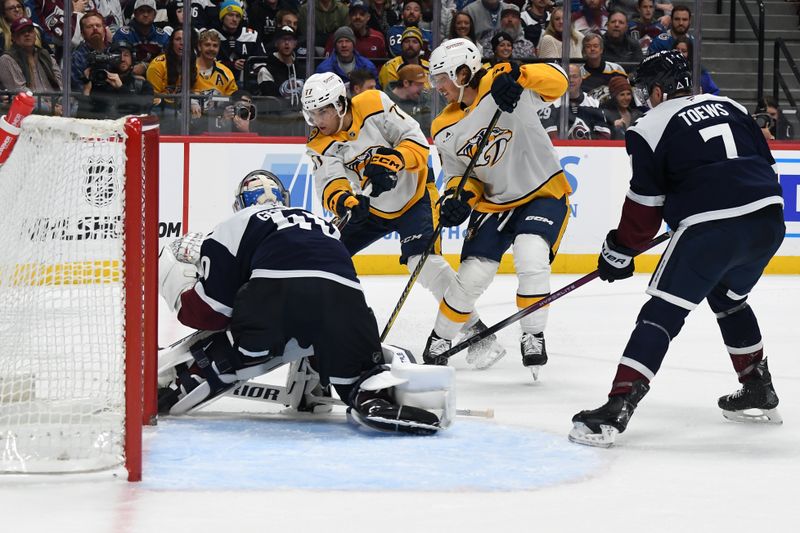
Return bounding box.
[178,205,360,330]
[618,94,784,249]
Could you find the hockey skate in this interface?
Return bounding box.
[463,320,507,370]
[520,332,547,380]
[422,332,451,366]
[718,359,782,424]
[568,380,650,448]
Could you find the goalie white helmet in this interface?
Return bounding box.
[233,170,290,212]
[428,38,483,89]
[301,72,348,127]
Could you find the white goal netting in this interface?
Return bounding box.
[0,116,133,474]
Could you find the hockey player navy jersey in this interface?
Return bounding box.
[619,94,784,249]
[178,204,360,330]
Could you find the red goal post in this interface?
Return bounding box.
[0,115,159,482]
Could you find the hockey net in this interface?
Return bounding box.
[0,115,158,481]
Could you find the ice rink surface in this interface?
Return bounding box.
[3,273,799,532]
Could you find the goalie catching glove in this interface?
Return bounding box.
[158,232,205,312]
[598,230,638,282]
[363,147,404,197]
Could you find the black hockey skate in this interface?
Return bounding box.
[464,320,507,369]
[718,359,782,424]
[521,332,547,380]
[423,332,451,366]
[568,380,650,448]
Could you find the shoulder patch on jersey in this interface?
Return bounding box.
[117,26,131,35]
[657,33,670,41]
[432,103,465,141]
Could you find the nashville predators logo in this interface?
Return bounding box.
[457,127,512,168]
[344,146,379,175]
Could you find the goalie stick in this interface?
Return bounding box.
[438,231,673,361]
[379,109,504,342]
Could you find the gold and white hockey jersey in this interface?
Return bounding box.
[306,89,430,219]
[432,63,572,213]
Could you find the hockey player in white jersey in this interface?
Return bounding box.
[301,72,505,369]
[422,38,571,380]
[569,50,785,448]
[157,170,455,435]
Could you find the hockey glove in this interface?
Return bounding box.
[597,230,637,282]
[437,188,475,227]
[490,65,523,113]
[364,147,404,197]
[335,192,371,225]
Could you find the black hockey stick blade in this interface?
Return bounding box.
[440,231,672,360]
[380,109,504,342]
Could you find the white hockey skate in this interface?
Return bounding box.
[463,320,507,370]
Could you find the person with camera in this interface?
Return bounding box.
[206,89,256,133]
[80,39,154,119]
[754,97,795,142]
[71,10,108,91]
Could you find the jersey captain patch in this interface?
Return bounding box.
[456,127,513,168]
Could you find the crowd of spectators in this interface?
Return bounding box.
[0,0,788,139]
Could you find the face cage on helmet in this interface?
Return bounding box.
[232,174,290,212]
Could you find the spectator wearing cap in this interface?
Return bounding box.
[325,0,388,67]
[349,67,377,96]
[481,4,534,60]
[298,0,348,56]
[520,0,551,48]
[316,25,379,87]
[112,0,169,77]
[246,0,294,43]
[254,25,306,108]
[378,26,429,89]
[71,10,108,91]
[463,0,515,43]
[580,32,626,96]
[0,17,62,114]
[601,74,642,139]
[602,10,642,65]
[386,63,431,133]
[80,39,154,119]
[387,0,432,57]
[215,0,267,84]
[368,0,399,38]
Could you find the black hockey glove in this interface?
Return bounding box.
[335,192,371,225]
[364,147,404,197]
[597,230,637,282]
[490,65,523,113]
[437,188,475,227]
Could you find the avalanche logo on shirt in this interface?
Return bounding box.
[457,127,513,168]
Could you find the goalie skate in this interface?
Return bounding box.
[718,359,782,424]
[463,320,507,370]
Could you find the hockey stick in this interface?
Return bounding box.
[439,231,673,360]
[379,109,504,341]
[227,380,495,418]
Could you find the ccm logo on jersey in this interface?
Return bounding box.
[400,233,423,244]
[525,215,554,225]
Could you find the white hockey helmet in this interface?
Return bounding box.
[301,72,348,126]
[233,170,290,212]
[428,38,483,89]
